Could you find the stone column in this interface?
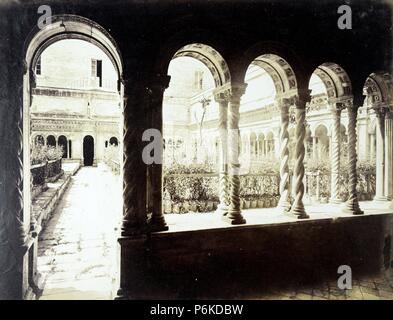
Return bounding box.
[121,78,149,236]
[369,132,376,161]
[214,88,230,215]
[290,92,310,219]
[277,97,291,212]
[374,106,388,201]
[312,136,317,159]
[343,102,364,215]
[247,134,251,159]
[148,75,170,231]
[384,111,393,200]
[329,103,344,203]
[224,84,247,225]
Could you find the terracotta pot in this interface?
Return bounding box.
[190,201,197,212]
[183,201,190,212]
[206,201,214,212]
[244,200,251,209]
[173,203,180,214]
[251,200,257,208]
[257,199,264,208]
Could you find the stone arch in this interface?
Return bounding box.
[311,63,352,101]
[363,71,393,108]
[248,53,298,96]
[33,134,44,146]
[171,43,231,87]
[17,14,124,273]
[312,122,331,137]
[24,15,123,82]
[250,132,257,156]
[46,135,56,147]
[58,135,68,158]
[109,136,119,146]
[315,123,329,136]
[314,124,330,157]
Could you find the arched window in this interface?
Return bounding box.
[58,135,68,158]
[34,135,44,146]
[109,137,119,146]
[46,135,56,147]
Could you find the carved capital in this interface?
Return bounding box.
[296,89,312,107]
[230,83,247,100]
[277,95,298,109]
[386,110,393,120]
[213,84,231,103]
[372,103,389,118]
[329,101,347,115]
[146,74,171,96]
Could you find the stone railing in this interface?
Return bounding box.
[304,170,375,203]
[163,173,280,213]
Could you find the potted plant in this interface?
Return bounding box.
[250,194,258,208]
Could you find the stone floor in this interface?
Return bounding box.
[247,274,393,300]
[37,164,122,300]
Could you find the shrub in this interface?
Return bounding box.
[31,143,63,165]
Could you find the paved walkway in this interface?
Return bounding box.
[37,164,122,300]
[243,273,393,300]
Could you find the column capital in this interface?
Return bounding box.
[145,74,171,95]
[213,84,231,103]
[371,103,390,118]
[230,83,248,99]
[214,83,247,103]
[276,95,297,108]
[386,110,393,120]
[276,89,310,109]
[329,96,353,110]
[296,89,312,107]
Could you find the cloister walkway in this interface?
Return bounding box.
[36,163,393,300]
[37,164,122,300]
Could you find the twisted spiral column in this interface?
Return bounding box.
[329,104,343,203]
[0,59,28,299]
[277,99,291,212]
[215,90,230,215]
[343,105,364,215]
[121,80,148,236]
[148,76,170,232]
[290,95,309,219]
[225,84,247,225]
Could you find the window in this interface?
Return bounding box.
[35,56,41,75]
[194,70,204,90]
[91,59,103,87]
[91,59,97,77]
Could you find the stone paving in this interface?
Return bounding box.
[249,274,393,300]
[37,164,122,300]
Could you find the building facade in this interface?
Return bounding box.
[30,39,121,166]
